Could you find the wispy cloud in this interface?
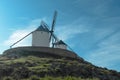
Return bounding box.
[85,28,120,70]
[73,0,114,18]
[3,18,47,48]
[4,28,32,47]
[55,20,89,41]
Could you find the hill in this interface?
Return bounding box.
[0,47,120,80]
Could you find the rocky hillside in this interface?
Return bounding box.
[0,53,120,80]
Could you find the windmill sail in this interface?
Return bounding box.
[10,31,33,48]
[49,11,57,43]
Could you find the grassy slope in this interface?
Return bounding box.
[0,55,120,80]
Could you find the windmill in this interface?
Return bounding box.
[9,11,74,52]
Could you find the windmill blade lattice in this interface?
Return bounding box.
[10,31,33,48]
[49,11,57,43]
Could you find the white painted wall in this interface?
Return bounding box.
[55,44,67,49]
[32,31,49,47]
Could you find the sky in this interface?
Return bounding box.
[0,0,120,71]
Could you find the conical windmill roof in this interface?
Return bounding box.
[35,25,49,32]
[55,40,66,45]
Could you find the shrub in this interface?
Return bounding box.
[3,76,14,80]
[64,76,76,80]
[29,75,40,80]
[43,76,53,80]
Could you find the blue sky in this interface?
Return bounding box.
[0,0,120,71]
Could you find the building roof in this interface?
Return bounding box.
[35,25,49,32]
[55,40,66,45]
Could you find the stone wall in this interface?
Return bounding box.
[3,46,81,60]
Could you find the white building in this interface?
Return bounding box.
[32,24,50,47]
[55,40,67,49]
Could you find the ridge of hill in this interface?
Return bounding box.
[0,48,120,80]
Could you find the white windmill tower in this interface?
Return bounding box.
[32,22,50,47]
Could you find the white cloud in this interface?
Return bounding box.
[4,27,33,47]
[55,23,89,41]
[3,18,46,48]
[86,31,120,70]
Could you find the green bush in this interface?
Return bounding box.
[29,75,40,80]
[64,76,77,80]
[39,76,99,80]
[3,76,14,80]
[41,76,53,80]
